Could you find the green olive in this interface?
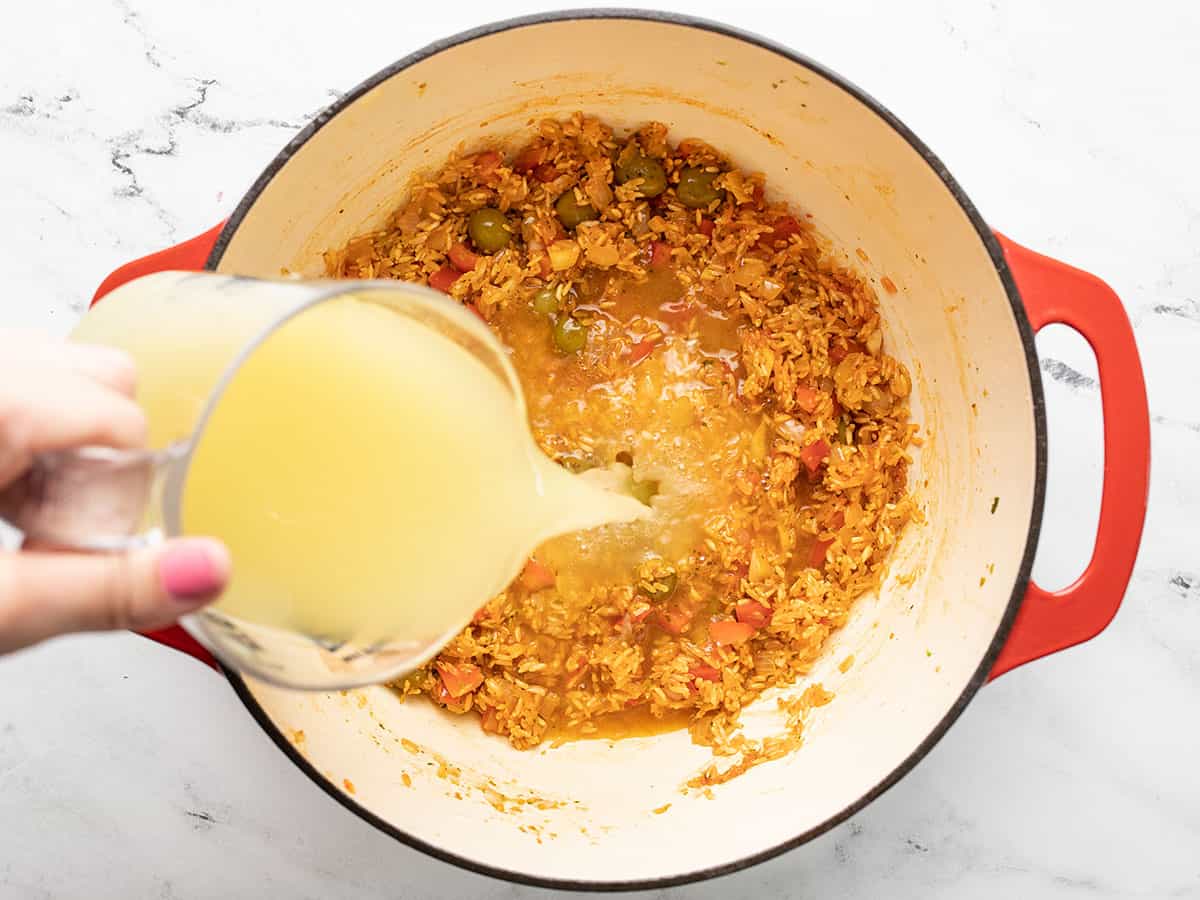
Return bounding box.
[837,415,853,445]
[677,167,723,209]
[615,153,667,198]
[532,286,559,315]
[639,571,678,599]
[554,190,598,230]
[553,315,587,354]
[467,207,511,253]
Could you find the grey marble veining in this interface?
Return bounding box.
[1,0,1198,897]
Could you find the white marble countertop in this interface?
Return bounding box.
[1,1,1197,897]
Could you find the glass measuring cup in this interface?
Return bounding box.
[0,272,557,689]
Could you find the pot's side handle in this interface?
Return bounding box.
[93,224,228,672]
[989,234,1150,679]
[92,223,227,306]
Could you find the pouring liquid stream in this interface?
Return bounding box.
[71,286,647,647]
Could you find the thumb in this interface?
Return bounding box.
[0,538,231,654]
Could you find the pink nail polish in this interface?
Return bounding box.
[160,540,231,602]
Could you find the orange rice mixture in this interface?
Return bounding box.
[325,114,918,773]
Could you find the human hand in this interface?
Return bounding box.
[0,331,230,655]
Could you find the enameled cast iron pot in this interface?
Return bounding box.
[94,12,1151,890]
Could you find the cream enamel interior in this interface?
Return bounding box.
[215,18,1037,885]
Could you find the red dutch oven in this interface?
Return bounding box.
[93,12,1149,890]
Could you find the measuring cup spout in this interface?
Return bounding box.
[0,444,186,551]
[525,456,649,548]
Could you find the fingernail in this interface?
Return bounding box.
[160,539,231,602]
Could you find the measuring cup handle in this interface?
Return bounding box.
[87,229,225,666]
[0,445,183,551]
